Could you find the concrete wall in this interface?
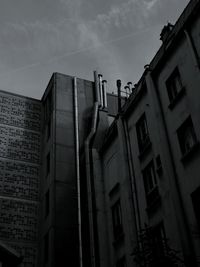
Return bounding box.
[40,73,95,267]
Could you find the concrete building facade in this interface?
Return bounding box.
[88,0,200,266]
[0,0,200,267]
[0,91,42,267]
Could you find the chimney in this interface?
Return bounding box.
[124,86,129,99]
[160,23,174,43]
[93,71,100,103]
[127,82,132,91]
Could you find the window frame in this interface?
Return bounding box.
[191,187,200,231]
[111,199,123,240]
[177,116,198,160]
[143,160,160,208]
[136,113,151,155]
[166,67,185,109]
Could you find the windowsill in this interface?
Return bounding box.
[168,86,186,110]
[138,140,152,160]
[181,142,200,164]
[112,232,124,247]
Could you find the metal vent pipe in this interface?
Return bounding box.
[98,74,103,107]
[102,80,108,108]
[73,77,83,267]
[117,79,122,113]
[93,71,100,104]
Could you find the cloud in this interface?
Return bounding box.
[93,0,156,32]
[58,0,82,19]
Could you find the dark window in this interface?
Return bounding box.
[156,155,161,168]
[116,256,127,267]
[156,155,163,175]
[112,200,123,240]
[177,116,197,156]
[136,113,150,153]
[44,232,49,263]
[143,161,159,207]
[45,190,50,218]
[191,187,200,230]
[46,153,50,176]
[47,119,51,140]
[148,223,166,260]
[166,67,183,103]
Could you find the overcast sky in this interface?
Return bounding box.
[0,0,189,99]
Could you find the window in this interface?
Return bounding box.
[45,190,50,218]
[177,116,198,157]
[166,67,183,103]
[143,161,159,207]
[44,232,49,263]
[148,223,166,260]
[156,155,163,176]
[47,119,51,141]
[156,155,161,168]
[46,153,50,176]
[136,113,150,154]
[116,256,127,267]
[191,187,200,230]
[112,200,123,240]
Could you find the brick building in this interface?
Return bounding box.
[0,0,200,267]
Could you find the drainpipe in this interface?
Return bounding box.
[73,77,83,267]
[184,29,200,69]
[85,102,99,267]
[74,77,83,267]
[119,116,142,262]
[121,118,141,233]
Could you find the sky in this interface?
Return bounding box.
[0,0,190,99]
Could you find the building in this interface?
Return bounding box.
[0,72,117,267]
[87,0,200,266]
[0,0,199,267]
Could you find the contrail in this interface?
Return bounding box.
[0,24,161,77]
